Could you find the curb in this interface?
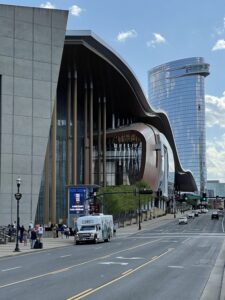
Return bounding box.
[200,237,225,300]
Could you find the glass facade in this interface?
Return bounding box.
[148,58,209,193]
[93,133,143,186]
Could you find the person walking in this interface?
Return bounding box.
[20,225,25,243]
[65,227,70,238]
[30,228,37,249]
[60,225,64,238]
[113,223,116,237]
[53,225,57,238]
[38,224,44,240]
[23,229,28,246]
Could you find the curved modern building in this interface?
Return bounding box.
[148,58,210,194]
[0,4,197,226]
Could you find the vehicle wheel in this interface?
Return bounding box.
[94,236,98,244]
[75,241,80,245]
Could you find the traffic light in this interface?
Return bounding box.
[202,192,207,201]
[183,193,188,201]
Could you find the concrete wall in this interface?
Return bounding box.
[0,5,68,226]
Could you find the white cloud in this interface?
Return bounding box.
[40,2,55,9]
[146,33,166,48]
[207,136,225,181]
[206,92,225,181]
[205,93,225,127]
[69,5,83,16]
[116,30,137,42]
[212,39,225,51]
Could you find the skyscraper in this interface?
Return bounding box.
[148,58,210,193]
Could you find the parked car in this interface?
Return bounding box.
[217,210,224,217]
[211,211,219,220]
[193,210,199,217]
[187,212,195,219]
[179,216,188,224]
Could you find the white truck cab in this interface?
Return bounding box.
[75,214,113,244]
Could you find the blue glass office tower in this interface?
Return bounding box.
[148,58,210,193]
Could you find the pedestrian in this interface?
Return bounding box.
[60,225,64,238]
[38,224,44,240]
[30,228,37,249]
[23,229,28,246]
[56,224,59,238]
[113,223,116,237]
[20,225,25,243]
[29,221,33,230]
[65,227,70,238]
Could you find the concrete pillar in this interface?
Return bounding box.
[84,82,89,184]
[73,69,77,185]
[112,113,115,129]
[66,71,71,185]
[103,97,106,187]
[98,97,101,185]
[89,81,93,184]
[51,103,57,224]
[44,141,49,225]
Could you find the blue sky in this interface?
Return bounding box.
[1,0,225,182]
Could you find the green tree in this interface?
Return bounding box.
[96,181,153,217]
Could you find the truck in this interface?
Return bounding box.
[74,214,113,244]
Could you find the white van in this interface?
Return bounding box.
[75,214,113,244]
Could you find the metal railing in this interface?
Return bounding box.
[0,226,16,244]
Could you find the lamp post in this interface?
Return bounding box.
[14,177,22,252]
[138,189,141,230]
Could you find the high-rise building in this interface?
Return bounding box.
[148,58,210,194]
[0,4,197,226]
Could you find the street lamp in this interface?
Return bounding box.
[138,189,141,230]
[14,177,22,252]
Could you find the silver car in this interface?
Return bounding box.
[179,216,188,224]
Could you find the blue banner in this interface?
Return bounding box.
[69,187,93,214]
[69,188,86,214]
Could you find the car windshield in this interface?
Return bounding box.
[80,225,96,231]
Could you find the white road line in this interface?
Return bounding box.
[60,255,72,258]
[2,266,22,272]
[116,256,144,260]
[99,262,128,266]
[168,266,184,269]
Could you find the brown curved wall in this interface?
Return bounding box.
[106,123,161,191]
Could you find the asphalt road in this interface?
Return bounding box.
[0,212,224,300]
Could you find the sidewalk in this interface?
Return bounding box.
[0,213,180,259]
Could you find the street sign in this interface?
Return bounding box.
[14,193,22,200]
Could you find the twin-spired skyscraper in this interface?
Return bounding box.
[148,58,210,194]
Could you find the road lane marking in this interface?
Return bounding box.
[50,268,70,274]
[67,289,93,300]
[116,256,143,260]
[99,262,128,265]
[60,255,71,258]
[222,217,224,233]
[68,248,174,300]
[1,266,22,272]
[122,269,133,275]
[168,266,184,269]
[0,239,161,289]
